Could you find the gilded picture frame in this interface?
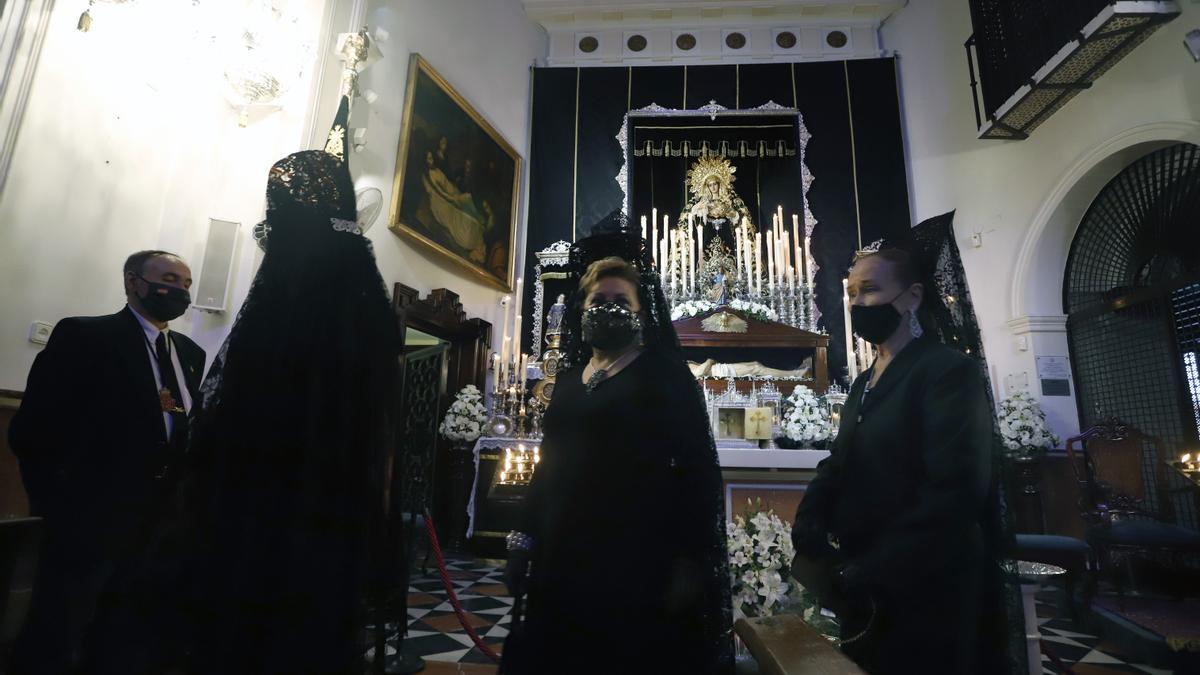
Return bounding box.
[389,54,521,291]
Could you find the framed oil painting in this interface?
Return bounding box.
[389,54,521,290]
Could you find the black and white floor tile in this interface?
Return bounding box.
[400,558,512,668]
[1034,592,1174,675]
[389,557,1177,674]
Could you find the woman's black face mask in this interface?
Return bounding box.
[582,302,642,351]
[849,290,905,345]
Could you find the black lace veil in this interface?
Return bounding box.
[181,96,399,674]
[877,211,1026,675]
[561,210,680,370]
[560,211,734,671]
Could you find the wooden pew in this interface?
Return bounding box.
[735,615,865,675]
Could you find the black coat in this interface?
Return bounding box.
[793,337,995,673]
[7,306,206,674]
[9,306,206,517]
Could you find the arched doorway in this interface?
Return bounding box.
[1063,142,1200,510]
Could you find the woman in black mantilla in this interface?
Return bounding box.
[79,96,401,675]
[502,221,733,674]
[791,248,1000,674]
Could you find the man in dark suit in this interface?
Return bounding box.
[8,250,206,674]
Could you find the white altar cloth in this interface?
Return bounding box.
[717,447,829,469]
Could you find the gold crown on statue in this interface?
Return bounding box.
[687,155,737,199]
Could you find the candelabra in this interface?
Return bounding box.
[497,443,540,486]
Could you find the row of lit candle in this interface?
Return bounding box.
[1179,453,1198,472]
[499,444,541,485]
[638,206,815,298]
[839,280,877,382]
[493,280,531,393]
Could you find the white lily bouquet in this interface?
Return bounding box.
[439,384,488,443]
[781,385,834,448]
[727,503,795,619]
[997,390,1059,455]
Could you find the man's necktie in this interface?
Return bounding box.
[155,332,189,444]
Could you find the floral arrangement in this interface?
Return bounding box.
[670,299,716,321]
[438,384,488,443]
[727,502,795,619]
[670,298,779,322]
[997,390,1059,454]
[728,298,779,322]
[781,385,834,447]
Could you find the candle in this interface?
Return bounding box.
[513,277,523,351]
[500,336,510,385]
[660,233,668,283]
[651,216,658,267]
[781,231,790,286]
[803,234,814,292]
[670,230,678,295]
[512,314,522,374]
[641,215,647,242]
[843,278,858,381]
[792,215,801,284]
[754,232,763,296]
[696,222,704,275]
[652,207,658,239]
[499,295,511,365]
[777,206,784,241]
[767,231,775,292]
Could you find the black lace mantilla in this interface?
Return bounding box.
[560,213,734,671]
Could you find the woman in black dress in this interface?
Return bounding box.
[792,248,996,674]
[503,229,733,674]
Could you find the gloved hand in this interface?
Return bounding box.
[504,549,531,600]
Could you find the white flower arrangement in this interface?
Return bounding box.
[728,298,779,322]
[997,390,1059,454]
[670,299,716,321]
[781,385,834,446]
[727,502,796,620]
[438,384,488,443]
[670,298,779,322]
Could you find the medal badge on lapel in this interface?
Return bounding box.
[159,388,184,414]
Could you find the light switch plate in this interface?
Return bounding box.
[29,321,53,345]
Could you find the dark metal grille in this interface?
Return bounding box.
[1065,143,1200,529]
[399,349,446,515]
[968,0,1109,116]
[1065,144,1200,315]
[1173,282,1200,442]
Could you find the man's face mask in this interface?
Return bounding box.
[136,275,191,322]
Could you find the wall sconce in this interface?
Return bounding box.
[77,0,135,32]
[334,27,383,150]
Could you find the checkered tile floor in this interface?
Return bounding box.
[399,558,512,669]
[1034,592,1174,675]
[390,558,1176,674]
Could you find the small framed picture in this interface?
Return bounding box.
[743,407,775,440]
[716,407,747,440]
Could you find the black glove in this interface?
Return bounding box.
[504,550,531,600]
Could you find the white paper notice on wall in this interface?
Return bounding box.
[1036,356,1072,397]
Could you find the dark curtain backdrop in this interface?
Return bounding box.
[525,59,911,385]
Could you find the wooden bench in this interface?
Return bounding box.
[735,614,865,675]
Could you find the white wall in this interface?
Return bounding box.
[881,0,1200,443]
[346,0,545,355]
[0,0,546,392]
[0,0,330,389]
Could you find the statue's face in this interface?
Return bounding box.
[706,177,720,198]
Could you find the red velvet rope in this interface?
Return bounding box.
[422,510,503,663]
